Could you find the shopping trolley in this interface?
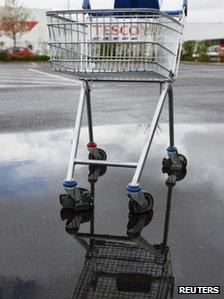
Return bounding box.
[47,0,188,214]
[60,163,186,298]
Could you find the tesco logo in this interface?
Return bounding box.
[92,24,140,40]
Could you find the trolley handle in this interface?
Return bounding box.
[163,0,187,17]
[183,0,188,16]
[82,0,188,16]
[82,0,91,9]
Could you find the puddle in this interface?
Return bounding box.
[0,123,223,298]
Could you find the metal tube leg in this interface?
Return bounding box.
[130,83,169,186]
[64,84,86,185]
[168,85,175,148]
[85,81,100,157]
[160,82,163,95]
[163,85,188,171]
[127,83,169,212]
[166,84,177,165]
[85,82,107,160]
[161,184,173,253]
[85,81,94,144]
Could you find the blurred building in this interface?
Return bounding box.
[0,9,48,54]
[0,8,224,53]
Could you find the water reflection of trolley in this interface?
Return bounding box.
[73,241,173,298]
[47,0,188,214]
[60,165,186,298]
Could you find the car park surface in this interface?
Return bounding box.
[0,124,224,298]
[0,63,224,133]
[0,62,223,298]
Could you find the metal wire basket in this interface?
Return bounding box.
[73,241,174,298]
[47,9,185,82]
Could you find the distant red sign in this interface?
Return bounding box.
[219,42,224,58]
[25,20,38,31]
[0,20,38,32]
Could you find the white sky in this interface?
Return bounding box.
[0,0,224,23]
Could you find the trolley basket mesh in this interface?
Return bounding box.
[73,241,174,298]
[47,9,184,81]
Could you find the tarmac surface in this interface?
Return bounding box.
[0,62,224,133]
[0,62,224,298]
[0,124,224,298]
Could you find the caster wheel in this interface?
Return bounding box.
[60,208,75,221]
[89,148,107,161]
[129,192,154,215]
[162,157,172,169]
[89,165,107,177]
[60,207,93,223]
[61,210,93,234]
[59,188,94,212]
[177,154,187,169]
[127,209,153,238]
[175,168,187,181]
[59,194,75,209]
[74,188,94,212]
[162,154,187,171]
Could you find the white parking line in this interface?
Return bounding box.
[28,68,81,85]
[0,79,73,84]
[0,83,75,89]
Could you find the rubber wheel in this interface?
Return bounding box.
[176,168,187,181]
[59,194,75,209]
[89,165,107,177]
[127,209,154,237]
[177,154,187,169]
[129,192,154,214]
[162,157,172,168]
[89,148,107,161]
[60,208,75,220]
[59,188,93,210]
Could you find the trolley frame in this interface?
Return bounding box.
[47,1,188,212]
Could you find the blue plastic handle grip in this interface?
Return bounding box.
[163,10,182,16]
[82,0,91,9]
[183,0,188,16]
[82,0,188,16]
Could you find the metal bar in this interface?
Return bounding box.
[74,233,163,258]
[46,9,182,25]
[48,41,179,55]
[66,84,86,180]
[85,82,94,143]
[70,234,90,251]
[134,236,163,258]
[161,184,173,253]
[174,12,186,76]
[74,159,137,168]
[74,233,135,244]
[168,84,174,147]
[47,21,182,35]
[90,182,95,249]
[50,56,171,63]
[131,83,169,185]
[160,82,163,95]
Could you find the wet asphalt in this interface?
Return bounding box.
[0,124,224,298]
[0,62,224,299]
